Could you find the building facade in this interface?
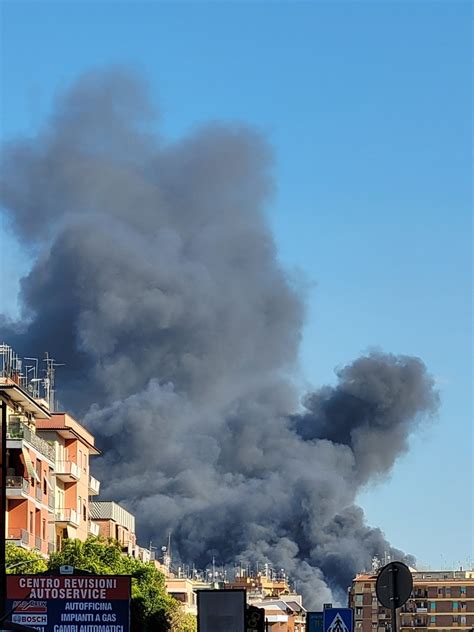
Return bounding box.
[89,500,137,554]
[349,569,474,632]
[35,413,101,550]
[2,377,54,557]
[1,343,101,556]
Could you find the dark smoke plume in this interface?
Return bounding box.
[0,68,439,606]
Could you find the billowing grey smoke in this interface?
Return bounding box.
[0,68,439,607]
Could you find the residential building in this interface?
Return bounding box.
[349,568,474,632]
[90,500,137,553]
[1,345,55,557]
[251,596,306,632]
[35,413,100,550]
[165,577,208,616]
[228,571,291,600]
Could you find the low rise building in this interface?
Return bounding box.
[89,500,136,554]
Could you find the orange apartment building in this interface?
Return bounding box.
[1,377,54,557]
[349,568,474,632]
[1,344,101,556]
[35,413,101,551]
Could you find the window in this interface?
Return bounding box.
[438,588,443,596]
[460,616,466,625]
[29,511,34,533]
[431,616,436,624]
[446,587,452,597]
[430,602,436,611]
[83,502,87,521]
[78,496,82,520]
[356,608,363,617]
[42,519,46,540]
[355,595,363,604]
[453,616,459,624]
[460,586,466,595]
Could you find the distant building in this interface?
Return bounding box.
[250,596,306,632]
[349,568,474,632]
[89,500,136,554]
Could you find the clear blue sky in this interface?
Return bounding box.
[1,1,472,570]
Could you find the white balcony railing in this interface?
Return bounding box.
[88,521,100,536]
[55,461,80,480]
[88,475,100,496]
[55,508,79,526]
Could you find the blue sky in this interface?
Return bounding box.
[1,1,472,570]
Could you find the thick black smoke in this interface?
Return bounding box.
[0,68,439,607]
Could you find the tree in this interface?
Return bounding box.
[49,537,191,632]
[5,542,47,574]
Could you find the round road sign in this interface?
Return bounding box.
[376,561,413,610]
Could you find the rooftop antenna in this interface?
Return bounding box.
[43,352,64,411]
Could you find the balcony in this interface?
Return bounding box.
[34,536,42,551]
[7,423,55,462]
[88,475,100,496]
[7,528,30,548]
[6,476,30,499]
[55,461,81,482]
[54,508,79,527]
[88,521,100,536]
[35,486,43,502]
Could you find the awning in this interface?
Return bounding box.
[21,447,40,483]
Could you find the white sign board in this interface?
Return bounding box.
[197,589,246,632]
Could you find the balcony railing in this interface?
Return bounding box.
[35,486,43,502]
[48,494,55,511]
[55,461,81,481]
[7,423,55,461]
[88,475,100,496]
[88,521,100,536]
[6,476,30,495]
[34,536,42,551]
[55,508,79,527]
[7,528,30,546]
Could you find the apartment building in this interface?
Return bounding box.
[89,500,137,554]
[35,413,101,550]
[1,343,102,556]
[250,597,306,632]
[1,375,54,557]
[349,568,474,632]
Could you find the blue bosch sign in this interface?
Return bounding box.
[7,574,131,632]
[323,608,353,632]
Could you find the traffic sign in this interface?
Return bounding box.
[376,561,413,610]
[246,605,265,632]
[323,608,353,632]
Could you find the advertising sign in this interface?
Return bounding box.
[307,611,323,632]
[197,589,246,632]
[323,608,353,632]
[6,574,131,632]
